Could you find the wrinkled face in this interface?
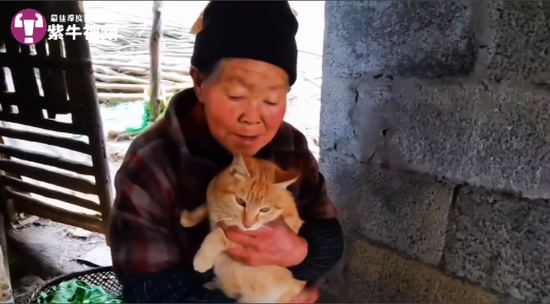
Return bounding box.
[207,155,298,231]
[191,59,289,156]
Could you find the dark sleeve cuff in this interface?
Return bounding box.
[287,217,344,282]
[122,267,237,303]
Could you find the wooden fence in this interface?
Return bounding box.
[0,1,112,237]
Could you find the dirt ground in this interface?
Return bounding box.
[7,1,326,302]
[8,143,126,302]
[9,219,109,302]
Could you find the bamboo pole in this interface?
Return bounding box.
[92,60,188,74]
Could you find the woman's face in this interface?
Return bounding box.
[191,59,289,157]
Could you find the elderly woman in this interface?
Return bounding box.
[109,2,344,303]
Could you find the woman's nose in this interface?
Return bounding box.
[240,114,261,125]
[239,102,262,125]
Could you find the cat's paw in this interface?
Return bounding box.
[193,254,213,273]
[180,210,194,227]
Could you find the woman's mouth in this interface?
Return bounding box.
[234,134,259,144]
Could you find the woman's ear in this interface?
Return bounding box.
[190,67,205,102]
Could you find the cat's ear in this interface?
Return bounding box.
[229,153,250,179]
[273,168,299,189]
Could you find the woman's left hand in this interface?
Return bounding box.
[223,217,308,267]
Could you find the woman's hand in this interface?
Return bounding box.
[223,217,308,267]
[291,285,319,303]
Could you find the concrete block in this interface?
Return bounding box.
[341,237,500,303]
[481,1,550,84]
[319,151,453,265]
[323,1,476,79]
[347,79,550,199]
[318,74,356,151]
[443,186,550,303]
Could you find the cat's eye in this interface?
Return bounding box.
[259,207,270,213]
[236,197,246,207]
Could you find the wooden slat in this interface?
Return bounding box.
[0,53,91,71]
[0,126,91,154]
[0,112,86,135]
[0,64,10,115]
[0,92,77,114]
[4,39,43,121]
[35,39,65,118]
[0,159,96,194]
[7,189,103,234]
[0,175,100,212]
[0,64,6,93]
[44,30,70,117]
[0,144,94,176]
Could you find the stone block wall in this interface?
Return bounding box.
[320,1,550,303]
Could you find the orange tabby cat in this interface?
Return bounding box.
[190,2,299,35]
[180,154,306,303]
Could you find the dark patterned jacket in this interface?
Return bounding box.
[109,88,344,303]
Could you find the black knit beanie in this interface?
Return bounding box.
[191,1,299,86]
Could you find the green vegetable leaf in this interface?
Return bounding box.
[34,279,123,303]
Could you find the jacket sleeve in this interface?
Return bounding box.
[286,129,345,283]
[109,140,236,303]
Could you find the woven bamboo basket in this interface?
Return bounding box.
[28,266,121,303]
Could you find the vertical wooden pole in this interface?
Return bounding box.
[0,192,13,303]
[56,1,113,244]
[0,238,13,303]
[149,1,163,121]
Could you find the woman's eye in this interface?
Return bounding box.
[259,207,270,213]
[228,96,244,101]
[236,197,246,206]
[264,101,278,106]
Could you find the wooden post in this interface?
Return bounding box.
[0,191,13,303]
[54,1,114,244]
[0,135,20,227]
[0,238,13,303]
[149,1,163,121]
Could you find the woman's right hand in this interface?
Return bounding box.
[290,286,319,303]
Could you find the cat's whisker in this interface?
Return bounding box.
[215,218,238,227]
[261,224,274,230]
[215,217,233,222]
